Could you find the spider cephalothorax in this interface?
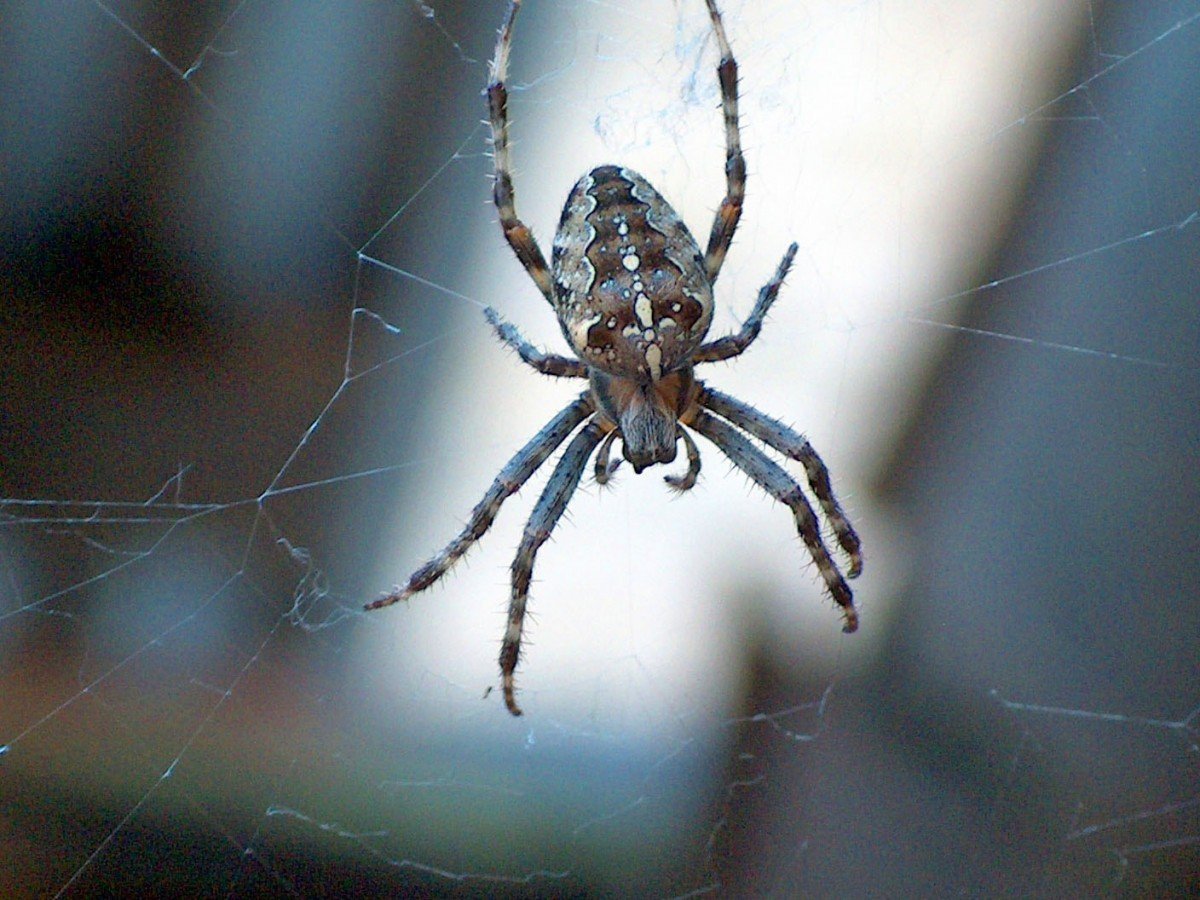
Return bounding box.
[589,366,697,471]
[367,0,863,716]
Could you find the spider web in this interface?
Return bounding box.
[2,0,1197,895]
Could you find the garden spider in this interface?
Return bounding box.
[367,0,863,715]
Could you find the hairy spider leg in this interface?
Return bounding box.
[701,0,746,284]
[695,242,798,364]
[700,388,862,577]
[690,409,859,632]
[485,307,587,378]
[365,395,593,611]
[486,0,556,305]
[501,420,606,715]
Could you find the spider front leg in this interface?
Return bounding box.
[485,307,587,378]
[486,0,555,305]
[702,0,746,284]
[365,395,593,612]
[700,387,862,576]
[690,409,858,632]
[695,242,798,364]
[501,420,606,715]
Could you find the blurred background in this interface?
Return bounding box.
[1,0,1197,895]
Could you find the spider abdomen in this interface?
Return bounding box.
[552,165,714,382]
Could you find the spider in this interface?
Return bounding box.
[367,0,863,716]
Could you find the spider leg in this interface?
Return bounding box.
[700,387,862,576]
[365,394,593,612]
[664,427,702,492]
[501,420,606,715]
[690,409,858,633]
[701,0,746,284]
[694,242,798,364]
[487,0,555,305]
[594,429,621,485]
[484,307,587,377]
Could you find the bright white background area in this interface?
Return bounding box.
[1,1,1196,895]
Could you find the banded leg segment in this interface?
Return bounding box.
[365,395,594,612]
[485,307,587,378]
[501,421,606,715]
[487,0,555,304]
[695,242,798,364]
[702,0,746,283]
[700,387,862,576]
[691,409,858,632]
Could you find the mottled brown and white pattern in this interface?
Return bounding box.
[553,166,713,382]
[368,0,863,717]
